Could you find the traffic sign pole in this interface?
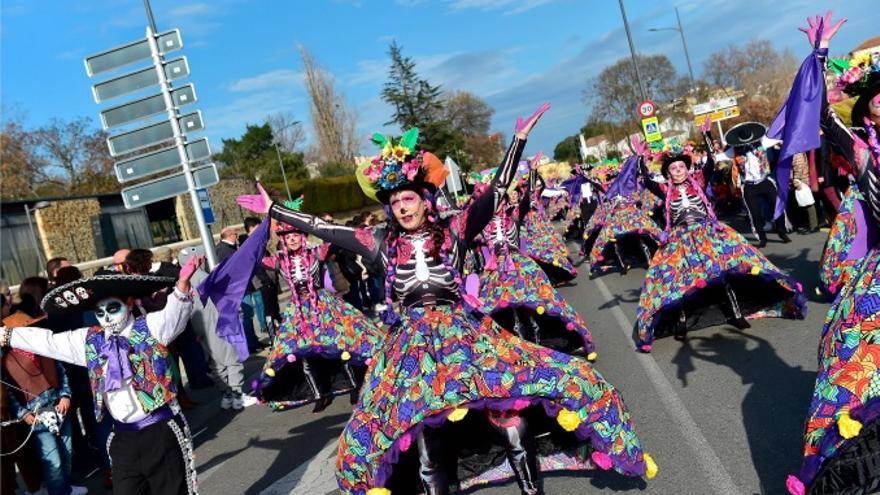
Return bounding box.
[146,25,217,269]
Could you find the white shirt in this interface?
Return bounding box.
[743,151,767,184]
[10,287,193,423]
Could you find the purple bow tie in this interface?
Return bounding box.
[99,334,134,393]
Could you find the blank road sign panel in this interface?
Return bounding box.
[100,84,196,129]
[92,57,189,103]
[114,138,211,182]
[121,163,220,209]
[85,30,182,77]
[107,111,203,156]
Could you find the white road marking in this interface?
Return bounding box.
[593,277,742,495]
[259,438,339,495]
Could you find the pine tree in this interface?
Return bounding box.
[382,42,443,129]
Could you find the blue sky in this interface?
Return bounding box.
[1,0,875,155]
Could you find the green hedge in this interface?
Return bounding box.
[265,175,373,214]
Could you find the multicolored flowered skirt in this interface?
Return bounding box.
[819,185,864,297]
[585,201,662,273]
[478,250,594,355]
[520,209,577,283]
[788,248,880,495]
[335,305,651,494]
[635,220,806,350]
[255,289,385,411]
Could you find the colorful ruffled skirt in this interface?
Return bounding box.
[819,185,864,297]
[478,250,595,355]
[255,288,385,411]
[789,247,880,494]
[585,200,662,273]
[335,304,651,494]
[520,209,577,283]
[635,220,806,349]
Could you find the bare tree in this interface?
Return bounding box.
[266,111,306,153]
[32,117,116,195]
[298,45,359,167]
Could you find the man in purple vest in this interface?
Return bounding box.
[0,255,203,495]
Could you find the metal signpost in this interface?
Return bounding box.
[84,2,218,268]
[692,96,739,143]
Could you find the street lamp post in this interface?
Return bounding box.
[271,120,300,202]
[23,201,50,274]
[649,6,696,92]
[618,0,648,102]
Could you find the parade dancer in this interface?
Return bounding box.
[635,120,806,351]
[559,164,605,241]
[774,13,880,494]
[726,121,793,247]
[0,256,204,495]
[581,149,662,275]
[519,165,579,285]
[239,104,655,495]
[817,182,863,297]
[254,199,384,413]
[469,156,598,359]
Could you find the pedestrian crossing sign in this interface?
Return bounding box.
[641,117,662,142]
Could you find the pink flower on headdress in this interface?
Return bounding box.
[838,66,863,87]
[401,159,420,181]
[365,163,382,182]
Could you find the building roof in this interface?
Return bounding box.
[852,36,880,55]
[584,135,608,147]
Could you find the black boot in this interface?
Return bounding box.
[343,363,362,405]
[778,229,792,243]
[417,429,449,495]
[491,414,542,495]
[303,359,332,413]
[639,239,653,266]
[723,283,751,329]
[673,311,688,341]
[756,231,768,248]
[509,448,543,495]
[311,395,332,413]
[614,242,628,275]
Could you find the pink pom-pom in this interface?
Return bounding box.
[566,322,575,331]
[695,278,707,289]
[591,451,613,470]
[785,475,805,495]
[499,300,508,308]
[287,354,297,363]
[399,432,412,452]
[638,344,652,353]
[512,398,531,410]
[795,282,803,293]
[365,358,373,366]
[596,255,604,261]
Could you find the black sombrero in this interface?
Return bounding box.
[41,274,175,315]
[724,122,767,148]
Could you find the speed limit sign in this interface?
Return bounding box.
[638,100,656,118]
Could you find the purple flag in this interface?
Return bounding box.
[604,155,640,200]
[767,46,827,219]
[197,218,270,362]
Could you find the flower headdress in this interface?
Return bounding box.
[828,49,880,96]
[355,127,448,203]
[273,196,304,235]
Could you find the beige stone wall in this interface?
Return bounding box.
[34,198,100,263]
[174,178,253,239]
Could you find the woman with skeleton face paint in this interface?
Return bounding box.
[239,104,656,495]
[0,256,203,495]
[241,198,385,414]
[768,14,880,494]
[635,120,806,350]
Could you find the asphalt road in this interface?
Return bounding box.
[76,219,833,495]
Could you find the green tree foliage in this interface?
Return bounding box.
[382,42,444,129]
[553,135,580,163]
[214,123,305,183]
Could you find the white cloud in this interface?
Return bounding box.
[227,69,302,93]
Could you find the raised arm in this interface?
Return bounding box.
[147,254,200,345]
[462,138,528,242]
[461,103,549,243]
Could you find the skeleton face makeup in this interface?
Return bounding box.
[94,297,132,335]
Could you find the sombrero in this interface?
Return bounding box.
[41,274,175,315]
[724,122,767,148]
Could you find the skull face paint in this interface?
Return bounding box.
[94,297,132,335]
